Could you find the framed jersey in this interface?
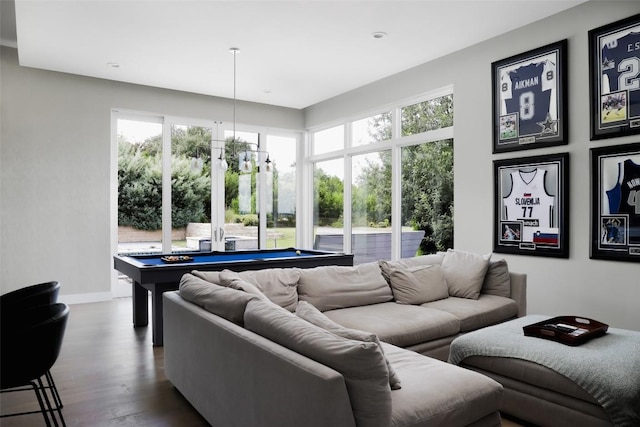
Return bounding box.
[590,143,640,262]
[492,40,568,153]
[494,153,569,258]
[589,14,640,140]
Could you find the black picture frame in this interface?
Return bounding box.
[590,142,640,262]
[589,14,640,140]
[492,40,568,153]
[494,153,569,258]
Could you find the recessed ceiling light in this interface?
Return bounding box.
[107,62,120,68]
[371,32,387,39]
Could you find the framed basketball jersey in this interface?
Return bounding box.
[589,14,640,140]
[494,153,569,258]
[492,40,568,153]
[591,143,640,262]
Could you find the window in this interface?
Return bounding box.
[401,140,454,253]
[402,94,453,136]
[115,112,300,256]
[117,117,163,254]
[313,125,344,155]
[352,112,392,146]
[310,88,454,262]
[171,124,213,252]
[313,158,344,250]
[265,135,297,249]
[351,150,392,264]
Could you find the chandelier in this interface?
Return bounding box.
[216,48,272,173]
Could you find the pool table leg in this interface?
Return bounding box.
[132,281,149,327]
[150,287,165,347]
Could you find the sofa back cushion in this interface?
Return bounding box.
[244,299,392,427]
[481,259,511,298]
[387,264,449,304]
[297,262,393,311]
[193,268,300,311]
[378,253,444,284]
[178,273,257,326]
[221,268,300,311]
[440,249,491,300]
[295,300,401,390]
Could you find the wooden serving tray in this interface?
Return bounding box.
[523,316,609,346]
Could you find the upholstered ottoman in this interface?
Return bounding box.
[448,315,640,427]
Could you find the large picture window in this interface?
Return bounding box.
[310,89,454,262]
[113,111,301,297]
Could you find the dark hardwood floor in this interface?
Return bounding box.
[0,297,209,426]
[1,297,524,427]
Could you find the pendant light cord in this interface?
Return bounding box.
[231,47,239,143]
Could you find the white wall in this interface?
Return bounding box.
[305,1,640,330]
[0,46,303,300]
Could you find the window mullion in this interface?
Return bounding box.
[161,120,172,254]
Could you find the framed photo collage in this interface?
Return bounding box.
[491,13,640,262]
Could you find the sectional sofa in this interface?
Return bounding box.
[163,249,527,426]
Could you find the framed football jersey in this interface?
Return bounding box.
[589,14,640,140]
[494,153,569,258]
[590,143,640,262]
[492,40,568,153]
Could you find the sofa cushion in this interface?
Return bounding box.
[296,300,401,390]
[191,270,221,284]
[440,249,491,300]
[482,259,511,298]
[219,270,272,302]
[297,262,393,311]
[387,264,449,305]
[178,273,257,326]
[421,295,518,332]
[381,342,502,426]
[211,268,300,311]
[323,302,460,347]
[378,253,444,284]
[244,299,392,427]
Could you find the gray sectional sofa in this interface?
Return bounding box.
[163,250,527,427]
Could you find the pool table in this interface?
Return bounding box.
[113,248,354,346]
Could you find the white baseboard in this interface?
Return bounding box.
[58,292,116,305]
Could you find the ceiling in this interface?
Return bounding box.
[2,0,586,109]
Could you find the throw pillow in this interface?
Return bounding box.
[234,268,300,311]
[297,262,393,311]
[244,299,392,427]
[178,273,257,325]
[219,270,271,302]
[387,264,449,304]
[216,268,300,311]
[378,253,444,284]
[482,259,511,298]
[440,249,491,300]
[192,270,221,284]
[295,300,401,390]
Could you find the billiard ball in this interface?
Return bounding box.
[295,250,301,255]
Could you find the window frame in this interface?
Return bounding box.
[306,86,454,259]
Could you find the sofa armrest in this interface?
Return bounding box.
[163,291,356,427]
[509,272,527,317]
